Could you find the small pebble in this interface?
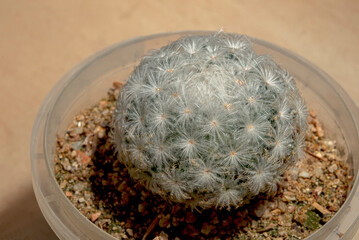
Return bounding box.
[76,150,91,167]
[328,164,338,173]
[126,228,133,237]
[172,217,180,227]
[325,140,334,147]
[71,141,82,151]
[171,205,181,215]
[312,167,323,178]
[117,181,128,191]
[95,126,106,139]
[75,114,85,121]
[128,188,136,196]
[212,216,219,224]
[183,224,199,237]
[314,186,323,196]
[251,220,258,228]
[73,183,85,191]
[119,233,128,239]
[283,191,297,201]
[287,205,295,213]
[315,151,323,158]
[91,211,101,222]
[65,191,73,197]
[185,212,196,224]
[278,201,287,212]
[71,150,77,158]
[289,167,299,180]
[59,180,67,189]
[159,214,171,228]
[99,100,108,109]
[138,203,144,213]
[299,170,311,179]
[60,158,72,171]
[201,222,216,235]
[73,127,84,135]
[254,201,267,217]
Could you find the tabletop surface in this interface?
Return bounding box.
[0,0,358,239]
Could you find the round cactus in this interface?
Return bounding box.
[113,32,308,209]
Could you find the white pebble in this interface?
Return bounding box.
[299,170,311,179]
[328,164,338,173]
[95,126,106,139]
[126,229,133,237]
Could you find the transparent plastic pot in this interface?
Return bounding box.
[31,31,359,239]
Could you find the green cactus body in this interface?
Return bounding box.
[113,32,308,209]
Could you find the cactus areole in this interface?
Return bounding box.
[113,32,308,209]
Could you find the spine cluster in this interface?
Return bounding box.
[113,32,308,209]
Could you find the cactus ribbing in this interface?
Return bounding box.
[113,32,308,209]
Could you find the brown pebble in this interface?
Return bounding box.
[171,205,182,215]
[76,150,91,167]
[309,110,316,118]
[117,181,128,191]
[91,211,101,222]
[201,222,216,235]
[328,204,339,212]
[121,192,130,205]
[182,224,199,237]
[256,223,276,233]
[128,188,136,196]
[113,81,124,89]
[271,209,281,216]
[185,212,196,224]
[172,217,180,227]
[222,216,233,227]
[138,203,144,213]
[65,191,73,197]
[159,214,171,228]
[212,216,219,224]
[316,124,324,138]
[294,212,306,226]
[278,201,287,212]
[234,217,247,227]
[254,201,267,217]
[59,180,68,189]
[283,191,297,202]
[98,100,108,109]
[312,201,331,215]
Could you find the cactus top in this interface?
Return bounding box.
[113,32,308,209]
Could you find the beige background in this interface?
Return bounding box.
[0,0,358,239]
